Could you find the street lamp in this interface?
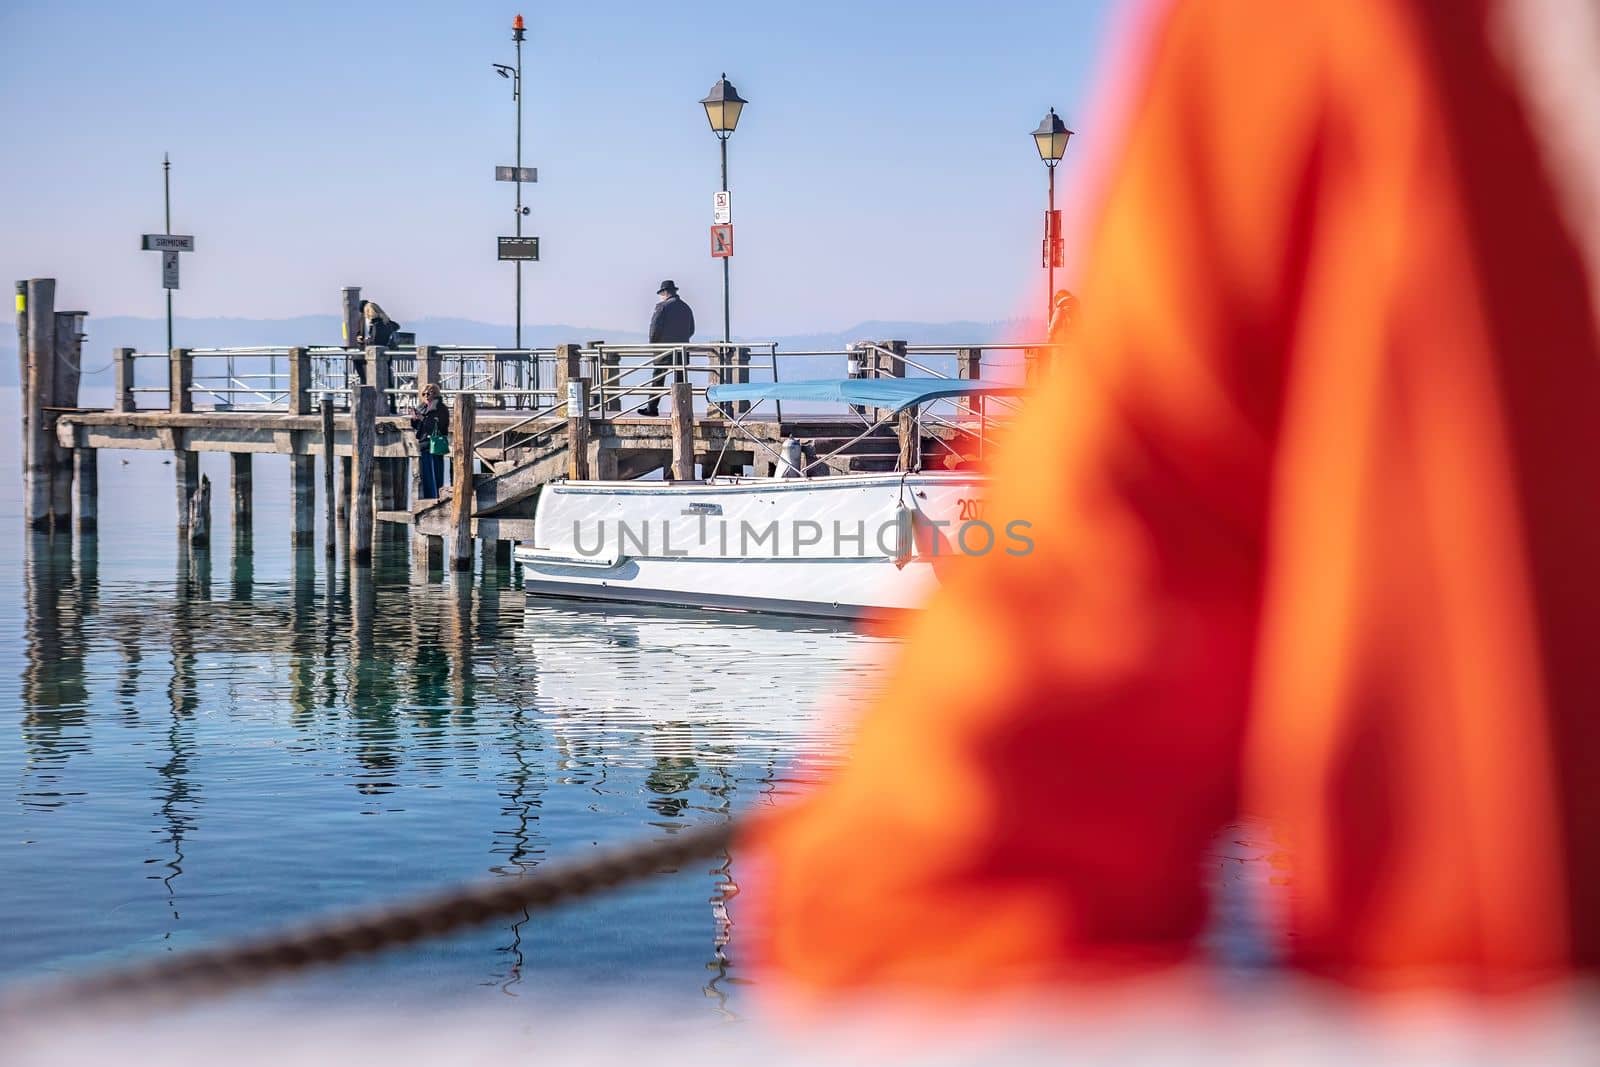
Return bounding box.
[701,73,746,344]
[492,14,528,348]
[1032,107,1073,329]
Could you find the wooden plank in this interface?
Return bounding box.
[566,377,591,481]
[450,393,476,571]
[670,382,694,481]
[351,384,377,565]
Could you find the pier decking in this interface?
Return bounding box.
[19,278,1037,571]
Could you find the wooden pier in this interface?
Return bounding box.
[18,278,1029,572]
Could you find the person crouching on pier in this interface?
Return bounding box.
[641,280,696,416]
[410,383,449,500]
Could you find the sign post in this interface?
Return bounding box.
[497,236,541,261]
[139,154,196,351]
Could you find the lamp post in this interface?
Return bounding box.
[492,14,528,348]
[1032,107,1073,328]
[701,73,746,345]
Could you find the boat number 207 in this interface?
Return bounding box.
[957,498,984,521]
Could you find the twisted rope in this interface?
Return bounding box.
[5,818,742,1013]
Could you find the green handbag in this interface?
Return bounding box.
[427,433,450,456]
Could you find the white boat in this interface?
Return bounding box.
[512,378,1024,619]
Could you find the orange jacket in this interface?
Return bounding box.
[747,0,1600,995]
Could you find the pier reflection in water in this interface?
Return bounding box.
[0,526,894,1013]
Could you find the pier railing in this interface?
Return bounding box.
[108,340,1049,437]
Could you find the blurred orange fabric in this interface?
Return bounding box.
[746,0,1600,995]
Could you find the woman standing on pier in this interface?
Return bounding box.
[410,383,449,500]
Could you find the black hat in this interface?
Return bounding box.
[657,280,678,295]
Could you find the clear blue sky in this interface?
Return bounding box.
[0,0,1116,334]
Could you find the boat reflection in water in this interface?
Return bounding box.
[4,530,891,1013]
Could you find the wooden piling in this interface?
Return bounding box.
[957,346,983,413]
[321,398,336,557]
[174,448,200,534]
[50,311,84,530]
[670,382,695,481]
[23,279,55,530]
[230,452,252,535]
[566,377,591,481]
[351,384,377,565]
[412,530,442,573]
[591,341,620,415]
[291,453,315,547]
[366,345,390,412]
[341,286,362,349]
[114,347,136,413]
[338,455,352,540]
[169,347,193,414]
[75,447,97,533]
[554,342,582,397]
[898,409,919,472]
[188,474,212,547]
[450,393,476,571]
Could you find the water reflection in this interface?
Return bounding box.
[4,532,894,1007]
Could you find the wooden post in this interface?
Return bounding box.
[566,377,591,481]
[876,339,907,422]
[188,474,212,547]
[957,346,983,413]
[733,346,751,417]
[174,448,199,534]
[14,281,27,458]
[230,452,252,535]
[23,278,55,530]
[338,455,352,541]
[114,347,136,413]
[415,345,441,393]
[75,446,98,534]
[351,384,377,565]
[341,286,362,349]
[291,451,316,547]
[366,345,391,412]
[49,311,85,530]
[412,531,442,573]
[554,342,582,399]
[588,341,619,415]
[287,346,311,415]
[670,382,695,481]
[321,398,336,557]
[450,393,476,571]
[898,409,919,472]
[169,347,193,414]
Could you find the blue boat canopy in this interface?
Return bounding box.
[705,377,1025,413]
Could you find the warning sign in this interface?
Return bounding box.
[710,223,734,259]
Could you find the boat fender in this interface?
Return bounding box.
[890,502,915,569]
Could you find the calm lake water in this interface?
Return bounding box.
[0,421,895,1016]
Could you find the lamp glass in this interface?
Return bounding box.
[704,98,744,134]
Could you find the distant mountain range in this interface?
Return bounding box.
[1,314,1041,394]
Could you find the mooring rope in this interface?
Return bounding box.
[3,817,743,1013]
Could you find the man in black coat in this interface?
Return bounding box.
[641,280,695,416]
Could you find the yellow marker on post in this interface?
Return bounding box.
[14,292,23,314]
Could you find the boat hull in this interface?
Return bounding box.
[513,472,996,619]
